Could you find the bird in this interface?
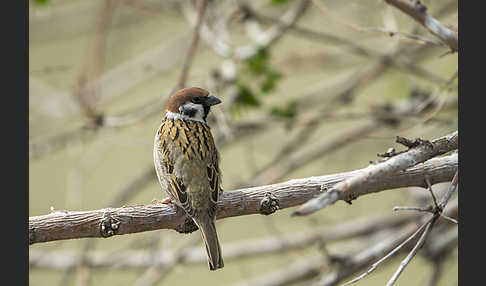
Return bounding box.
[153,87,224,270]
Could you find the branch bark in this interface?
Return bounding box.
[29,152,457,245]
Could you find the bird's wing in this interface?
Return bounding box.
[167,172,194,216]
[207,150,221,204]
[183,120,222,206]
[202,123,222,218]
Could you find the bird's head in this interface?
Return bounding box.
[166,87,222,123]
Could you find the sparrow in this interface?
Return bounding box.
[153,87,224,270]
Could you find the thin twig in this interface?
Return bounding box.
[438,171,458,210]
[313,199,457,286]
[393,206,432,212]
[385,171,458,285]
[384,0,458,52]
[341,217,431,286]
[425,175,440,209]
[361,27,445,47]
[393,205,457,224]
[385,216,437,286]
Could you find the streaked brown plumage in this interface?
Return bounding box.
[153,87,224,270]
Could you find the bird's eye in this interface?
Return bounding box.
[191,97,203,104]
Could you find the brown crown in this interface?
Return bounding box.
[166,87,210,113]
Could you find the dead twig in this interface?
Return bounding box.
[314,199,456,286]
[385,171,458,285]
[341,171,458,286]
[361,27,445,47]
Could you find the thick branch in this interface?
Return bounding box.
[29,152,457,245]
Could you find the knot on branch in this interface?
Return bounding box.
[259,192,280,215]
[82,113,105,130]
[343,193,357,205]
[175,216,198,234]
[411,0,427,13]
[100,212,120,238]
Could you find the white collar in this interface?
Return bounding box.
[165,111,207,124]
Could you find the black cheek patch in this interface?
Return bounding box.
[181,106,197,118]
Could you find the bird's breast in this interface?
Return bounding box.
[158,119,215,162]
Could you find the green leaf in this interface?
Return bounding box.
[261,70,282,93]
[236,83,261,107]
[271,0,290,4]
[34,0,49,5]
[270,100,298,119]
[231,83,261,117]
[246,47,269,75]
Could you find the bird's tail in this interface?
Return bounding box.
[194,214,224,270]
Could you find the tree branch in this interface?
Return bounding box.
[293,131,457,216]
[384,0,458,52]
[30,211,424,269]
[29,152,457,245]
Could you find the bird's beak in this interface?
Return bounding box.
[205,96,222,106]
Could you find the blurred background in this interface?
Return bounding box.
[29,0,458,285]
